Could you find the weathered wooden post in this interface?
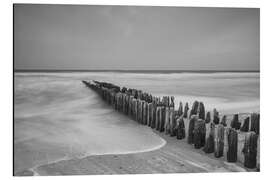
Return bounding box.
[124,94,127,114]
[250,113,260,134]
[135,99,139,122]
[114,92,119,110]
[205,111,211,124]
[227,128,238,162]
[214,124,225,158]
[193,118,206,149]
[169,109,177,136]
[183,102,189,118]
[159,106,165,132]
[231,114,241,130]
[242,132,258,169]
[140,100,144,124]
[176,115,186,140]
[213,108,220,124]
[143,101,148,125]
[117,92,121,111]
[136,99,140,122]
[178,101,183,116]
[240,117,250,132]
[189,101,199,118]
[151,104,156,129]
[164,107,170,134]
[120,93,124,112]
[155,106,161,130]
[203,123,215,153]
[128,96,134,117]
[170,96,175,108]
[188,115,197,144]
[114,90,118,105]
[156,105,161,131]
[132,98,137,120]
[220,115,227,127]
[147,103,152,126]
[126,95,130,115]
[197,102,205,120]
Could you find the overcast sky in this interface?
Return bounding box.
[14,4,259,70]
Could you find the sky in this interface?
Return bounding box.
[14,4,259,71]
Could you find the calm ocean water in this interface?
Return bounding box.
[14,72,259,174]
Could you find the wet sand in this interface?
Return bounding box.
[33,125,257,176]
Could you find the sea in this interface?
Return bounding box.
[14,71,259,174]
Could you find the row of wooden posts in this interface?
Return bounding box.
[82,80,260,169]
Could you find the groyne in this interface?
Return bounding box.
[82,80,260,170]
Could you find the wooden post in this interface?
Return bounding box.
[132,98,137,120]
[120,93,124,112]
[159,106,165,132]
[164,107,170,134]
[123,94,127,114]
[183,102,189,118]
[205,111,211,123]
[126,95,130,115]
[141,100,145,124]
[178,101,183,116]
[250,113,260,134]
[214,124,225,158]
[135,99,139,122]
[155,106,160,130]
[189,101,199,118]
[117,93,122,111]
[220,115,227,127]
[143,101,148,125]
[151,105,156,129]
[128,96,134,117]
[139,100,143,124]
[169,109,177,136]
[213,108,220,124]
[121,93,125,113]
[149,103,154,127]
[203,123,215,153]
[146,103,151,126]
[240,117,250,132]
[188,115,197,144]
[114,93,118,110]
[197,102,205,120]
[231,114,241,130]
[193,118,206,149]
[227,128,238,162]
[176,115,186,140]
[242,132,258,169]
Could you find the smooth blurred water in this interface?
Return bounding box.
[14,72,259,173]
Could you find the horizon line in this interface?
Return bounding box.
[14,69,260,73]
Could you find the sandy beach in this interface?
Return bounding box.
[33,125,256,176]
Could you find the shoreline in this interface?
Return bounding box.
[31,124,256,176]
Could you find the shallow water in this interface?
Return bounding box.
[14,72,259,173]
